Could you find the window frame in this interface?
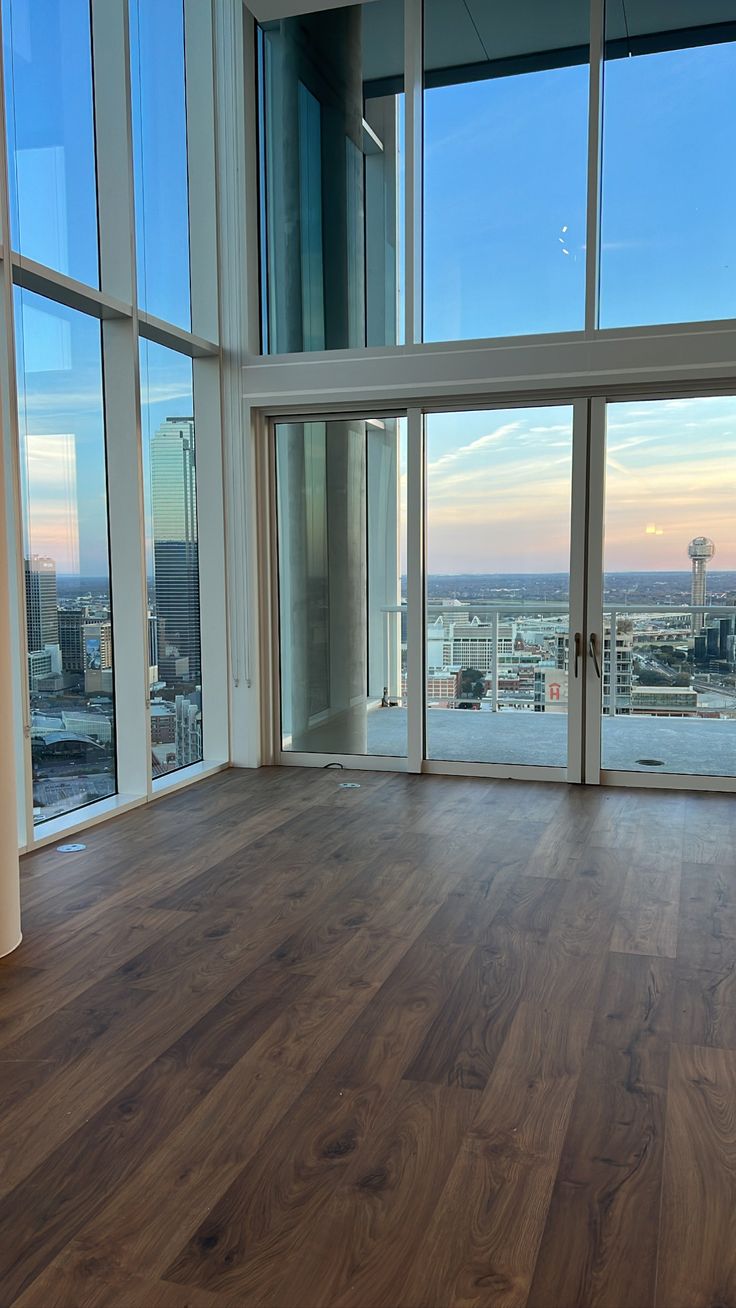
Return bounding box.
[0,0,233,851]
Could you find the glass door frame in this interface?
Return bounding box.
[264,397,591,784]
[584,393,736,794]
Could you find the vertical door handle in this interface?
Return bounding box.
[573,632,582,678]
[589,632,601,678]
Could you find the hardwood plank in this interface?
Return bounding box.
[34,1058,306,1282]
[528,952,673,1308]
[267,1080,481,1308]
[13,1257,240,1308]
[677,863,736,972]
[162,1076,397,1300]
[674,964,736,1049]
[0,908,191,1049]
[398,1001,591,1308]
[0,965,312,1303]
[656,1043,736,1308]
[545,866,623,959]
[3,771,736,1308]
[320,936,474,1091]
[240,926,419,1076]
[0,973,153,1116]
[610,866,681,958]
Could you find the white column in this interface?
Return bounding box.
[0,0,23,951]
[0,482,21,954]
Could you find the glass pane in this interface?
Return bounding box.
[259,0,404,353]
[600,4,736,327]
[130,0,191,328]
[276,417,407,756]
[140,341,203,775]
[14,289,115,822]
[602,396,736,777]
[423,0,589,342]
[425,406,573,766]
[2,0,99,285]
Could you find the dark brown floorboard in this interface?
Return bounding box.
[1,766,734,1307]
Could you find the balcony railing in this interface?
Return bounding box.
[378,600,736,717]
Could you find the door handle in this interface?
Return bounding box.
[589,632,601,678]
[573,632,582,678]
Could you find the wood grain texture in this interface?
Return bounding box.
[656,1043,736,1308]
[610,866,681,958]
[0,768,733,1307]
[398,1001,591,1308]
[527,952,673,1308]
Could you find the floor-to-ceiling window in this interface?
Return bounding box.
[600,2,736,327]
[14,291,116,822]
[254,0,736,793]
[140,342,203,778]
[258,0,404,352]
[599,395,736,779]
[423,0,590,342]
[425,405,574,768]
[0,0,230,841]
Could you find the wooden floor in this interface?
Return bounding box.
[1,766,735,1308]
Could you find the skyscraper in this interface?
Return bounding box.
[688,537,715,633]
[59,608,88,673]
[150,417,201,682]
[25,555,59,652]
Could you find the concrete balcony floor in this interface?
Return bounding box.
[364,706,736,776]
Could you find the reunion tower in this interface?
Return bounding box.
[688,537,715,632]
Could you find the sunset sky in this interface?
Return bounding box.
[8,20,736,580]
[425,396,736,576]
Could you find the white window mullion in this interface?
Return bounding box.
[0,0,32,857]
[404,0,423,346]
[181,0,229,768]
[91,0,150,803]
[584,395,606,783]
[193,355,230,766]
[406,405,425,771]
[567,397,591,784]
[185,0,219,346]
[216,0,262,767]
[585,0,605,334]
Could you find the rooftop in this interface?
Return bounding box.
[364,706,736,776]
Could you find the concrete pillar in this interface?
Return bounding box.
[0,472,22,956]
[279,420,368,755]
[262,5,365,353]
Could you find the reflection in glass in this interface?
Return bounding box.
[276,417,406,756]
[14,290,115,822]
[423,0,588,342]
[600,4,736,327]
[425,406,573,766]
[140,341,203,776]
[130,0,191,329]
[259,0,404,353]
[602,396,736,776]
[2,0,99,285]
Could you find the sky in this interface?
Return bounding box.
[4,0,193,577]
[424,396,736,575]
[3,4,736,577]
[421,36,736,571]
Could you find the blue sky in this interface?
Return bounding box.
[3,4,735,576]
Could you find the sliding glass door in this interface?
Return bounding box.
[275,416,407,761]
[589,395,736,784]
[272,392,736,791]
[424,404,582,775]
